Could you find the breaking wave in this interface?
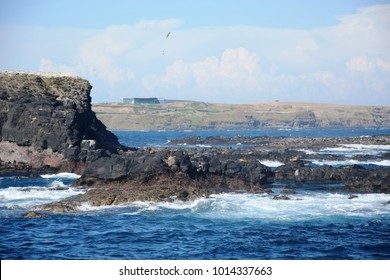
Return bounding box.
[0,179,84,209]
[76,192,390,222]
[40,172,81,179]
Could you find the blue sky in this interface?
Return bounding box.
[1,0,390,105]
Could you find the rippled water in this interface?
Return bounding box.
[2,190,390,259]
[1,129,390,259]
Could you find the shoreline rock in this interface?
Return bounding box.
[0,72,124,175]
[36,143,390,212]
[169,134,390,150]
[2,72,390,213]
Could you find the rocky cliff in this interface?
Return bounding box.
[2,72,389,214]
[0,72,123,174]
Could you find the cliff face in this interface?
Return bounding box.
[0,72,123,173]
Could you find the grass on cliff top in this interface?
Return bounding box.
[0,71,89,100]
[92,101,390,130]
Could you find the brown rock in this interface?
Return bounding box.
[22,211,47,218]
[272,195,290,200]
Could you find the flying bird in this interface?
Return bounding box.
[162,32,171,55]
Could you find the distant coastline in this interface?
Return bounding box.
[93,101,390,131]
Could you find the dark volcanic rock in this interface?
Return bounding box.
[273,195,290,200]
[78,149,273,187]
[79,149,275,186]
[0,72,123,173]
[275,160,390,194]
[169,135,390,151]
[4,72,390,212]
[40,139,390,212]
[34,149,275,211]
[342,165,390,193]
[275,160,342,183]
[22,211,48,218]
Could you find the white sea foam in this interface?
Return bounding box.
[310,159,390,167]
[297,149,315,155]
[342,144,390,150]
[319,144,390,156]
[77,200,162,213]
[4,180,388,220]
[258,160,285,168]
[201,192,390,220]
[78,202,130,212]
[113,192,390,220]
[47,190,390,221]
[195,144,212,148]
[300,144,390,156]
[40,172,81,179]
[0,183,85,209]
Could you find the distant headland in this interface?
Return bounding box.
[93,100,390,131]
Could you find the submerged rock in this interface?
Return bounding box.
[22,211,47,218]
[272,195,290,200]
[34,201,81,213]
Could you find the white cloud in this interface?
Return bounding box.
[39,58,78,75]
[220,48,260,78]
[347,55,390,73]
[346,56,375,72]
[3,5,390,105]
[376,58,390,71]
[38,19,182,86]
[142,48,263,102]
[192,48,262,96]
[331,4,390,56]
[337,4,390,33]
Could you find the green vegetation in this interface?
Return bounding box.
[92,101,390,130]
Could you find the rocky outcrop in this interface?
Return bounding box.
[274,160,343,183]
[3,72,390,214]
[76,147,275,187]
[22,211,48,218]
[169,134,390,150]
[37,139,390,212]
[0,72,123,174]
[275,161,390,193]
[343,165,390,193]
[45,149,274,210]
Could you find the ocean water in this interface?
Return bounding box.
[1,129,390,260]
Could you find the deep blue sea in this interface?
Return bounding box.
[1,129,390,260]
